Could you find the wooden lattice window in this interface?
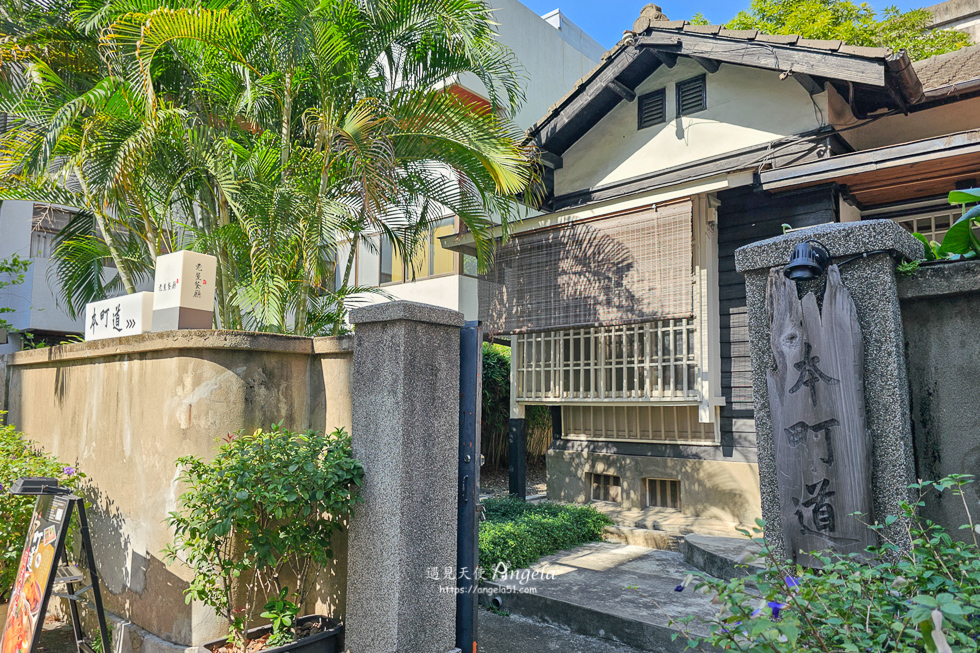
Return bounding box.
[646,478,680,510]
[514,320,697,403]
[591,473,621,503]
[562,405,715,444]
[892,209,961,244]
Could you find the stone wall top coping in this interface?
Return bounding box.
[4,329,353,366]
[898,259,980,301]
[349,300,465,327]
[734,219,925,274]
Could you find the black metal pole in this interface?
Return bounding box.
[76,500,111,653]
[508,418,526,500]
[456,321,482,653]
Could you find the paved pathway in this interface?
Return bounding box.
[478,609,649,653]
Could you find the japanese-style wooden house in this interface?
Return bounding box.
[444,4,980,532]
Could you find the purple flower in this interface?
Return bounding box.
[674,584,684,592]
[674,574,694,592]
[768,601,786,619]
[785,576,800,590]
[63,466,76,476]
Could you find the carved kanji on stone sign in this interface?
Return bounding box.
[767,266,874,566]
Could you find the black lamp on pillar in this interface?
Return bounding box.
[783,240,831,281]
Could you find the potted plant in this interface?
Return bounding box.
[165,424,363,653]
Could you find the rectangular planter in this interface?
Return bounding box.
[203,616,343,653]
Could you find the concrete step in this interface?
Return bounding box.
[680,533,764,581]
[592,503,748,538]
[479,542,718,652]
[603,525,680,550]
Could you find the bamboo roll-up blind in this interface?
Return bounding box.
[479,200,694,335]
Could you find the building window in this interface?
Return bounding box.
[637,88,666,129]
[590,473,621,503]
[891,208,960,244]
[676,75,706,116]
[379,217,456,285]
[513,321,698,403]
[562,404,716,444]
[646,478,680,510]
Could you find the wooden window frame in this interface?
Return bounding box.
[637,88,667,130]
[646,478,681,510]
[676,75,707,117]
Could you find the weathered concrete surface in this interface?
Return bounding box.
[3,330,354,645]
[478,610,650,653]
[547,447,762,531]
[482,542,717,652]
[345,301,463,653]
[680,534,762,581]
[899,260,980,537]
[736,220,923,559]
[603,525,679,550]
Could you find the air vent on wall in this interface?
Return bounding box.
[676,75,706,116]
[637,88,666,129]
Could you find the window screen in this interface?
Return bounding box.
[676,75,706,116]
[637,88,666,129]
[479,200,694,335]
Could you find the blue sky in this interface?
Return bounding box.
[518,0,930,49]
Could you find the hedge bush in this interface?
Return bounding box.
[479,498,612,573]
[0,421,83,602]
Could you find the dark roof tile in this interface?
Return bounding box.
[719,29,758,40]
[755,33,799,45]
[681,24,721,35]
[797,38,843,51]
[838,45,890,58]
[913,44,980,93]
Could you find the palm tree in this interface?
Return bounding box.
[0,0,536,334]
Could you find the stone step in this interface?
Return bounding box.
[592,503,748,539]
[479,543,719,652]
[603,525,680,550]
[679,533,764,581]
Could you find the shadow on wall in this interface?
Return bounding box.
[76,480,200,646]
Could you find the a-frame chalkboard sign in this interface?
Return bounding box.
[1,479,109,653]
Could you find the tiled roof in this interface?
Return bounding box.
[527,10,899,141]
[913,43,980,93]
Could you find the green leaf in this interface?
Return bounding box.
[937,208,980,257]
[948,188,980,205]
[912,233,938,261]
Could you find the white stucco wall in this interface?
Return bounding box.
[554,60,831,196]
[356,274,480,321]
[457,0,603,130]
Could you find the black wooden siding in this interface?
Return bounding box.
[715,184,839,456]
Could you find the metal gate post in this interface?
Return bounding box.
[456,321,482,653]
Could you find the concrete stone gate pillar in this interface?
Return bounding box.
[735,220,923,560]
[345,301,463,653]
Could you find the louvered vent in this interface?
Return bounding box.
[676,75,706,116]
[637,89,666,129]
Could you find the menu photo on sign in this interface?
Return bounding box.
[84,291,154,341]
[0,495,72,653]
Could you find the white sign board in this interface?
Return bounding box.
[152,251,217,312]
[85,292,154,341]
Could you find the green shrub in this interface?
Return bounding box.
[165,425,363,651]
[670,475,980,652]
[0,420,84,602]
[481,343,552,468]
[479,498,612,573]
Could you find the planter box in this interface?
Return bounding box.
[203,616,343,653]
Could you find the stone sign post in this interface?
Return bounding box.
[735,220,923,562]
[151,251,217,331]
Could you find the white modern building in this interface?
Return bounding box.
[344,1,604,318]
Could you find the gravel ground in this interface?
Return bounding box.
[477,609,648,653]
[480,462,547,498]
